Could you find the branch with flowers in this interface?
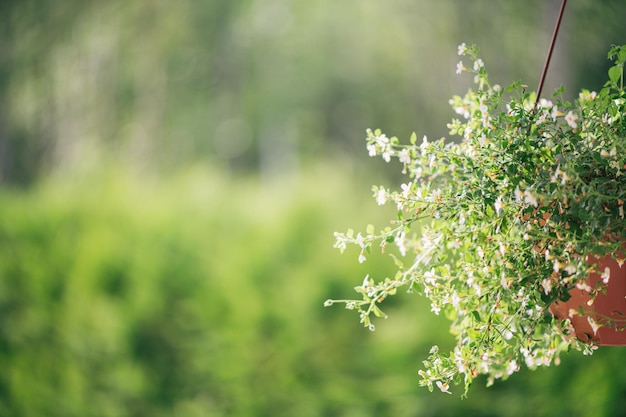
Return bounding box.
[326,43,626,395]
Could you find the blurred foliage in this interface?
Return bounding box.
[0,166,624,416]
[1,0,626,184]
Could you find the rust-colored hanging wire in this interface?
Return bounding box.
[534,0,568,109]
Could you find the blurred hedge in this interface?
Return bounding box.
[0,166,625,416]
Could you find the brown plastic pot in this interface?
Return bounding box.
[550,253,626,345]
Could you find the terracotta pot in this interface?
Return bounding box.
[550,253,626,345]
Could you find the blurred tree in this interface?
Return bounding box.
[0,0,625,185]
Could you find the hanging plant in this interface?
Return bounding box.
[326,24,626,395]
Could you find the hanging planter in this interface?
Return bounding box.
[550,248,626,345]
[326,0,626,396]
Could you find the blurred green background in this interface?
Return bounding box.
[1,0,626,416]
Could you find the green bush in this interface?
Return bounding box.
[0,166,624,416]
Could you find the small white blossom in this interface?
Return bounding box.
[451,292,461,309]
[601,267,610,284]
[565,111,578,128]
[579,90,597,101]
[524,190,538,207]
[456,61,464,74]
[506,360,519,376]
[399,148,411,164]
[400,182,412,199]
[539,98,554,109]
[551,105,558,121]
[395,232,407,257]
[436,381,451,394]
[431,303,441,315]
[376,188,387,205]
[333,232,347,252]
[473,58,484,71]
[375,133,389,147]
[454,105,470,119]
[424,268,437,286]
[494,196,504,215]
[458,43,467,55]
[382,149,392,163]
[587,316,600,335]
[600,147,617,158]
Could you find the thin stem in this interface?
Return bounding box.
[534,0,568,110]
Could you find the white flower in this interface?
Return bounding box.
[564,264,577,275]
[539,98,554,109]
[473,58,484,71]
[524,190,538,207]
[395,232,407,256]
[587,316,600,335]
[456,61,464,74]
[506,360,519,376]
[400,182,412,198]
[565,111,578,129]
[362,275,372,288]
[451,292,461,308]
[551,105,558,121]
[494,196,504,215]
[579,90,597,101]
[375,133,389,147]
[424,268,437,285]
[436,381,452,394]
[454,105,470,119]
[600,147,617,158]
[457,43,467,55]
[476,246,484,259]
[367,143,377,156]
[399,148,411,164]
[601,267,610,284]
[431,303,441,315]
[541,278,552,294]
[376,188,387,205]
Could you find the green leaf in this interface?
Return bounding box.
[608,65,621,85]
[410,132,417,145]
[372,305,387,318]
[472,311,481,322]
